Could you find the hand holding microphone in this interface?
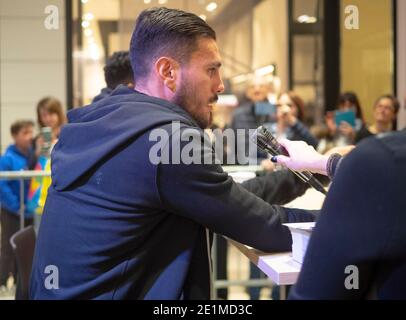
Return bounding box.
[271,139,329,176]
[252,126,329,195]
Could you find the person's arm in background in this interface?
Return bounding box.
[157,127,318,253]
[289,120,319,149]
[0,155,20,213]
[288,138,400,299]
[278,105,319,148]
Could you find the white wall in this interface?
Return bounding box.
[397,0,406,130]
[0,0,66,153]
[253,0,288,93]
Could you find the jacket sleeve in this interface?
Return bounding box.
[241,170,309,206]
[0,155,20,213]
[288,138,399,299]
[156,127,317,253]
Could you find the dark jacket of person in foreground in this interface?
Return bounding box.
[289,130,406,299]
[30,86,316,300]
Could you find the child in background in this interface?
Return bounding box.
[0,120,35,294]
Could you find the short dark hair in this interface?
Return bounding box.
[104,51,133,89]
[130,7,216,80]
[10,120,34,136]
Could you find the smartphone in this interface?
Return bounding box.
[335,110,356,128]
[41,127,52,156]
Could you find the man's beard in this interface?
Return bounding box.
[172,81,217,129]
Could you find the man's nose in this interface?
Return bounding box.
[217,78,225,94]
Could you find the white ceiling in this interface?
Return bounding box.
[84,0,232,22]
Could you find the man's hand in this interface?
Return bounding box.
[272,139,329,175]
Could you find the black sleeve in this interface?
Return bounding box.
[288,138,399,299]
[355,125,373,144]
[241,170,309,205]
[156,127,317,253]
[289,121,319,148]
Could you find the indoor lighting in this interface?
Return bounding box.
[206,2,218,12]
[297,15,317,24]
[231,74,249,85]
[255,65,275,77]
[81,20,90,28]
[158,0,168,4]
[199,14,207,21]
[84,28,93,37]
[83,13,94,21]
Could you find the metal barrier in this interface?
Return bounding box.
[0,171,50,230]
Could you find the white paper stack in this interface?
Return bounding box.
[283,222,315,264]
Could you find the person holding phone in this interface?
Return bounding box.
[30,97,66,168]
[276,92,318,148]
[319,92,365,151]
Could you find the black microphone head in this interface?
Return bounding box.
[258,126,279,148]
[251,127,278,156]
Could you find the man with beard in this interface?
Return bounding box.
[30,8,328,300]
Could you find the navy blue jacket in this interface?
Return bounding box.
[0,144,33,215]
[30,86,316,300]
[92,87,113,103]
[289,130,406,299]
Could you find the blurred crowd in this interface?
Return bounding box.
[0,50,404,297]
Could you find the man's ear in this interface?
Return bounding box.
[155,57,179,93]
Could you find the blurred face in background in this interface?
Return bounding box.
[245,80,269,103]
[338,100,355,112]
[13,126,34,152]
[39,108,60,129]
[278,93,298,118]
[374,97,396,125]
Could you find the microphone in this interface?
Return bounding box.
[252,126,327,195]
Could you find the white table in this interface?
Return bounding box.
[228,186,326,299]
[228,239,300,299]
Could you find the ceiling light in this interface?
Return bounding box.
[231,74,249,85]
[297,15,317,24]
[81,20,90,28]
[83,13,94,21]
[206,2,218,12]
[255,65,275,77]
[84,28,93,37]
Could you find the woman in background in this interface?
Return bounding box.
[323,92,365,148]
[28,97,66,228]
[276,92,319,148]
[33,97,66,162]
